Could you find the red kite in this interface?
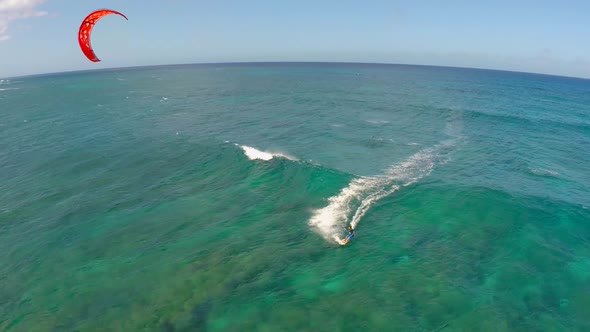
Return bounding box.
[78,9,128,62]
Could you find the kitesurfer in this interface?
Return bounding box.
[340,224,354,245]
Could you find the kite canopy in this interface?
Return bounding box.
[78,9,128,62]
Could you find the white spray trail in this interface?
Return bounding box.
[309,139,454,244]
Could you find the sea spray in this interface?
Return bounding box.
[236,144,298,161]
[309,139,455,244]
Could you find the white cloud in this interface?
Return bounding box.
[0,0,47,42]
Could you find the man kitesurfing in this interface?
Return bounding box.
[339,224,354,245]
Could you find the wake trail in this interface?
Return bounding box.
[308,138,457,244]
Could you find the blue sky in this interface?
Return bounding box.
[1,0,589,78]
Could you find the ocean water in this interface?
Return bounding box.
[1,63,589,331]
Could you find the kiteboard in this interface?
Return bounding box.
[339,235,353,246]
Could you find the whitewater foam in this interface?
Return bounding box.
[365,119,390,125]
[309,141,453,244]
[237,144,298,161]
[529,167,559,177]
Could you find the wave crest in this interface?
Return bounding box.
[237,144,298,161]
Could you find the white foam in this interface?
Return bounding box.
[309,142,450,244]
[237,144,298,161]
[365,119,389,125]
[529,168,559,177]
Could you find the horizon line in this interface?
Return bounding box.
[5,61,590,82]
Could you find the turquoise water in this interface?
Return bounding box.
[1,63,589,331]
